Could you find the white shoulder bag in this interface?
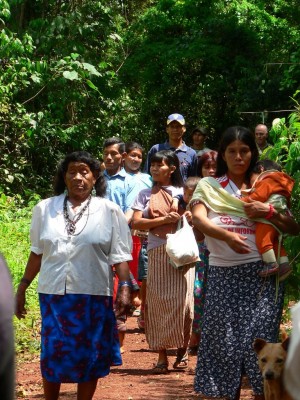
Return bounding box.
[166,215,200,269]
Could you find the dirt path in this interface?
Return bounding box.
[16,316,253,399]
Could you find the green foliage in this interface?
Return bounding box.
[119,0,300,145]
[1,0,129,198]
[264,98,300,299]
[0,193,41,353]
[1,0,300,198]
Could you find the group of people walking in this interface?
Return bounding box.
[14,114,300,400]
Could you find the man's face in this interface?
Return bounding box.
[255,125,268,148]
[192,131,206,147]
[103,144,124,175]
[166,121,186,142]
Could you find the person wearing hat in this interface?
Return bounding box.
[144,113,198,182]
[190,126,212,157]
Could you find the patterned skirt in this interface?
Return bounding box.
[39,293,121,383]
[145,244,195,350]
[194,261,284,399]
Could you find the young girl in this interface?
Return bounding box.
[172,177,204,355]
[124,141,152,329]
[132,150,194,374]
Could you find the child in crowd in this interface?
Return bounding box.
[242,159,294,281]
[173,177,207,355]
[113,271,140,355]
[124,141,152,328]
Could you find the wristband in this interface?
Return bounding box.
[20,277,31,286]
[118,280,132,288]
[265,204,275,220]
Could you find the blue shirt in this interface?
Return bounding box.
[143,141,198,182]
[103,168,140,213]
[127,172,153,192]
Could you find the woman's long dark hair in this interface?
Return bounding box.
[54,151,106,197]
[150,150,184,187]
[216,126,259,181]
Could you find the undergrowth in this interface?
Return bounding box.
[0,193,41,354]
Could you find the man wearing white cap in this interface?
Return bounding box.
[144,113,198,182]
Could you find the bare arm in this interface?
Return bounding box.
[131,210,181,230]
[15,252,42,319]
[243,200,300,235]
[192,203,251,254]
[114,261,131,318]
[124,209,134,224]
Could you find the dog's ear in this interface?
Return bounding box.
[253,338,267,354]
[281,336,290,352]
[281,328,288,341]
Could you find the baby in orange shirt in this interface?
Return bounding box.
[242,159,294,281]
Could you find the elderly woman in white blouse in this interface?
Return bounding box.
[15,151,132,400]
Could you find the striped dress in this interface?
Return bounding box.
[145,244,194,350]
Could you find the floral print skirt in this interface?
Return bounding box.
[194,261,284,399]
[39,293,121,383]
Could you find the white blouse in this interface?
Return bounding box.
[30,194,132,295]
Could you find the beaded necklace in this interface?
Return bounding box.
[63,195,91,236]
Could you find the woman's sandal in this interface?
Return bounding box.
[152,362,169,375]
[173,351,189,369]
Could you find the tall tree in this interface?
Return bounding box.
[118,0,300,147]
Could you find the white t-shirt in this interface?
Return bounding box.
[205,176,261,266]
[30,194,133,295]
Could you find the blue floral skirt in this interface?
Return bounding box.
[194,261,284,399]
[39,293,121,383]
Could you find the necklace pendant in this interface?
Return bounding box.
[67,222,76,235]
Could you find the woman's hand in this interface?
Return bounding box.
[115,286,132,318]
[243,199,269,219]
[15,284,27,319]
[15,252,42,319]
[183,210,192,223]
[225,232,251,254]
[244,199,300,235]
[164,212,181,223]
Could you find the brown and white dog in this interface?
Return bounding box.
[253,336,292,400]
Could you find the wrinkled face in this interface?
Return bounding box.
[222,140,252,178]
[201,160,216,177]
[183,187,195,203]
[166,121,186,142]
[64,162,96,201]
[103,144,124,175]
[150,159,175,185]
[255,125,268,148]
[124,149,143,173]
